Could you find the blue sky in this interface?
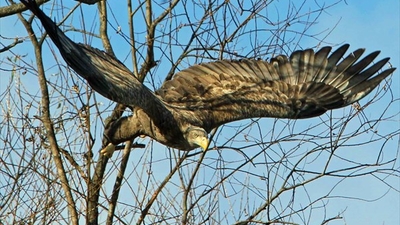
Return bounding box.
[1,0,399,224]
[309,1,399,224]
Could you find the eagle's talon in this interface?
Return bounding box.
[100,143,116,157]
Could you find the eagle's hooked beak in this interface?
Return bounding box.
[196,136,209,151]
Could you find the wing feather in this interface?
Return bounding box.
[327,48,365,87]
[311,46,331,82]
[157,44,395,131]
[317,44,350,83]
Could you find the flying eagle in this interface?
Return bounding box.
[21,0,396,155]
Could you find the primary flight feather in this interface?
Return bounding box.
[20,0,396,154]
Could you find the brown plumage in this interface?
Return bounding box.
[21,0,396,154]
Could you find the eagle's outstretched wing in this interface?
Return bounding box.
[20,0,175,131]
[20,0,144,104]
[157,45,395,131]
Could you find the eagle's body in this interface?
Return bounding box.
[21,0,396,153]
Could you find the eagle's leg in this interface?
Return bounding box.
[100,143,116,157]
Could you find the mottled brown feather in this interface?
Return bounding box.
[157,46,395,131]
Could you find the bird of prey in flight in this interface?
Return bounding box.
[20,0,396,155]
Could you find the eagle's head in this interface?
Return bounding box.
[184,126,209,151]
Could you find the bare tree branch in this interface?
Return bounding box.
[17,8,79,225]
[0,0,48,18]
[1,0,398,224]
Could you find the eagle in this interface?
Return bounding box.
[21,0,396,156]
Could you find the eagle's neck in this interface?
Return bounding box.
[105,108,193,150]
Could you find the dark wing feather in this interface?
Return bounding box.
[20,0,178,131]
[20,0,137,103]
[157,45,395,131]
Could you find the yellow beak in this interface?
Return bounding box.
[196,137,209,151]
